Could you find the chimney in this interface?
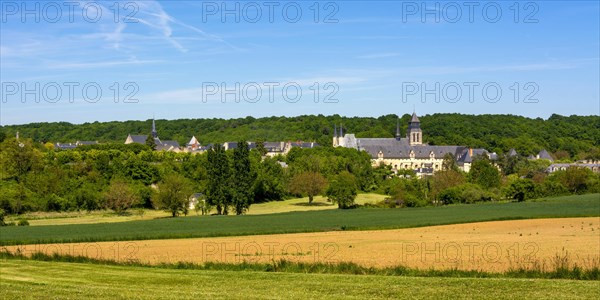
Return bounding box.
[469,148,473,156]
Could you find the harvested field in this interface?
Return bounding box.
[5,217,599,272]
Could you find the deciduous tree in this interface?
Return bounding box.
[287,171,327,204]
[326,171,358,209]
[104,179,138,215]
[206,144,231,215]
[153,173,194,217]
[232,141,254,215]
[468,156,501,189]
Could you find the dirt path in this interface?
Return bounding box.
[6,217,599,272]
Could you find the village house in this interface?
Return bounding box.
[124,119,181,152]
[125,119,319,154]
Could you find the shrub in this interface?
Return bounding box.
[45,194,69,211]
[538,180,568,197]
[388,178,428,207]
[503,178,537,202]
[17,219,29,226]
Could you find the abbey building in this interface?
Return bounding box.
[333,112,497,176]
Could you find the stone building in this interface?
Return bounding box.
[334,112,497,176]
[125,119,181,152]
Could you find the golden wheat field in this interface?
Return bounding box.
[6,217,599,272]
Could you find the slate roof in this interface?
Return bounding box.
[547,163,600,173]
[410,112,420,123]
[55,141,98,150]
[55,143,78,150]
[537,149,554,161]
[127,135,148,144]
[354,136,463,160]
[161,140,180,148]
[263,142,286,151]
[290,142,319,149]
[508,148,518,157]
[346,135,496,162]
[223,141,319,151]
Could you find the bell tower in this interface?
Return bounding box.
[407,112,422,145]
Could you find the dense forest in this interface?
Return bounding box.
[1,113,599,157]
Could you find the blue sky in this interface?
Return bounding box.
[1,0,598,125]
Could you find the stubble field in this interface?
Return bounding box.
[6,217,598,272]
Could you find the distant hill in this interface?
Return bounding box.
[1,114,598,157]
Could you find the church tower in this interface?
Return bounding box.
[395,117,401,141]
[332,124,339,147]
[151,118,158,139]
[407,112,422,145]
[338,124,344,147]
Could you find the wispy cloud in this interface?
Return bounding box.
[0,0,235,72]
[44,58,164,69]
[128,0,235,52]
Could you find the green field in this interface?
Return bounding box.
[5,194,386,226]
[1,194,598,246]
[1,259,598,299]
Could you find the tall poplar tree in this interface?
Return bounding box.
[232,141,254,214]
[206,144,231,215]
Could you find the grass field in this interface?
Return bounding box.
[6,194,387,226]
[1,194,598,246]
[246,194,386,215]
[1,259,598,299]
[5,210,170,226]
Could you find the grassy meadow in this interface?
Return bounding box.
[1,194,598,246]
[1,259,598,299]
[5,194,387,226]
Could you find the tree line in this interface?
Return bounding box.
[373,154,599,208]
[1,113,598,159]
[0,138,372,216]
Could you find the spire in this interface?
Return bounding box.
[151,118,158,138]
[410,111,420,123]
[334,124,338,138]
[395,118,400,141]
